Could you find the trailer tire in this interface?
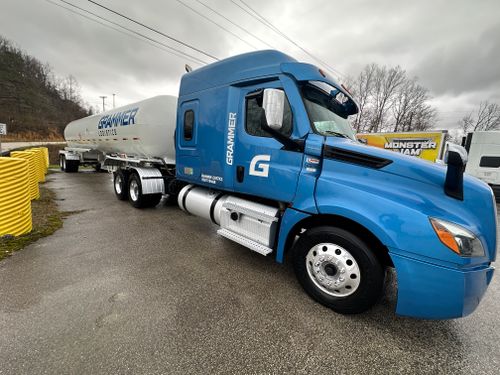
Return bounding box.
[65,160,79,173]
[292,226,384,315]
[114,170,128,201]
[59,155,66,171]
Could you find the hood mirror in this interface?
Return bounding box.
[444,143,468,200]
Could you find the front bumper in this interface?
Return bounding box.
[390,252,495,319]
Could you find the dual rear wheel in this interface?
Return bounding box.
[113,170,162,208]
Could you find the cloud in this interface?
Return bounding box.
[0,0,499,127]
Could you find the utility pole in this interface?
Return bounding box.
[99,96,107,112]
[112,93,116,109]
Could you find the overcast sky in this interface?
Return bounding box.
[1,0,499,131]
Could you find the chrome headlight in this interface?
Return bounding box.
[430,218,485,257]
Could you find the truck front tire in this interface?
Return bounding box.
[292,226,384,315]
[128,173,162,208]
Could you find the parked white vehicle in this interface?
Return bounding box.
[463,131,500,199]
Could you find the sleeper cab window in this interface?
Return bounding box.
[183,110,194,141]
[245,90,293,138]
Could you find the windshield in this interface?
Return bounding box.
[301,81,356,141]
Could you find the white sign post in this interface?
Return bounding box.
[0,123,7,153]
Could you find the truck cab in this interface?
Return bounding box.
[174,50,497,319]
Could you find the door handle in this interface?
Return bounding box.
[236,166,245,183]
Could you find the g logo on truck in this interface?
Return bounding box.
[249,155,271,177]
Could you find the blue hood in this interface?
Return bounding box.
[324,138,497,262]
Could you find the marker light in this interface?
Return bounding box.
[430,218,485,257]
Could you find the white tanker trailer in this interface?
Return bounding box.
[59,95,181,206]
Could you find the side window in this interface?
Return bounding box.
[183,110,194,141]
[245,90,293,138]
[480,156,500,168]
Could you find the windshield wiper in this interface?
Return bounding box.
[323,130,348,138]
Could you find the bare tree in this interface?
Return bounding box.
[461,101,500,133]
[349,62,436,133]
[368,65,405,132]
[351,64,376,132]
[392,78,436,132]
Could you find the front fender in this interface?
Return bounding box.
[316,158,490,267]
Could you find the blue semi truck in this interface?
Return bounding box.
[62,50,497,319]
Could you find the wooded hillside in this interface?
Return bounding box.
[0,36,92,140]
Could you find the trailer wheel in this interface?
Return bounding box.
[65,160,79,173]
[292,226,384,315]
[59,155,66,171]
[113,170,128,201]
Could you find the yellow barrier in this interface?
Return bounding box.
[36,147,49,170]
[27,148,45,183]
[10,151,40,200]
[0,157,32,237]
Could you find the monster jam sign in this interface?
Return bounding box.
[357,131,447,163]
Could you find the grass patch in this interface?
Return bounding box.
[0,185,79,261]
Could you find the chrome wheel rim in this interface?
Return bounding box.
[306,243,361,297]
[115,174,123,194]
[129,179,139,201]
[62,157,66,170]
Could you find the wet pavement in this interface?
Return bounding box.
[0,171,499,374]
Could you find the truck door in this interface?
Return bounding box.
[234,83,303,202]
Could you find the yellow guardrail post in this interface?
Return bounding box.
[0,157,32,236]
[10,151,40,200]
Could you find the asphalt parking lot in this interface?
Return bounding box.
[1,171,499,374]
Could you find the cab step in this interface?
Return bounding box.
[217,228,273,256]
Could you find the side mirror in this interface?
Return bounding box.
[262,89,284,130]
[444,143,468,200]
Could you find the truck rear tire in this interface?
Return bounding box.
[128,173,161,208]
[292,226,384,315]
[114,170,128,201]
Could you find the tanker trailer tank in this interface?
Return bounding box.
[59,95,180,207]
[61,95,178,169]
